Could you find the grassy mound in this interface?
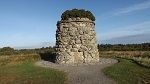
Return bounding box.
[103,58,150,84]
[0,61,67,84]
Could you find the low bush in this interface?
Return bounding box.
[142,52,150,58]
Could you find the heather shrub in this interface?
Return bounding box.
[61,9,95,21]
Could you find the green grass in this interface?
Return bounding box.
[0,61,67,84]
[103,58,150,84]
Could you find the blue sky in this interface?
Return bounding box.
[0,0,150,48]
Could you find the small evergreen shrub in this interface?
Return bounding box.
[61,9,95,21]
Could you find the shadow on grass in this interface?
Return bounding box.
[39,52,56,63]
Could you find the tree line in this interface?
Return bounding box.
[0,43,149,55]
[98,43,150,51]
[0,47,55,55]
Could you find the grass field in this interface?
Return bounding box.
[103,58,150,84]
[99,51,150,67]
[0,61,67,84]
[0,51,149,84]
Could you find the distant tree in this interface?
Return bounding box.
[0,47,15,55]
[0,47,14,52]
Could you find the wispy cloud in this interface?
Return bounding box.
[101,33,150,44]
[114,0,150,15]
[98,21,150,40]
[97,0,150,20]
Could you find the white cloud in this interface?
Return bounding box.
[114,0,150,15]
[96,1,150,41]
[97,0,150,20]
[98,21,150,40]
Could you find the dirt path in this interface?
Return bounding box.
[35,58,118,84]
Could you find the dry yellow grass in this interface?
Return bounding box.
[99,51,150,67]
[99,51,150,58]
[0,54,40,66]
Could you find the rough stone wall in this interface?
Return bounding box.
[55,18,99,64]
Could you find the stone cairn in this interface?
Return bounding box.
[55,15,99,64]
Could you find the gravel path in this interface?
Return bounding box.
[35,58,118,84]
